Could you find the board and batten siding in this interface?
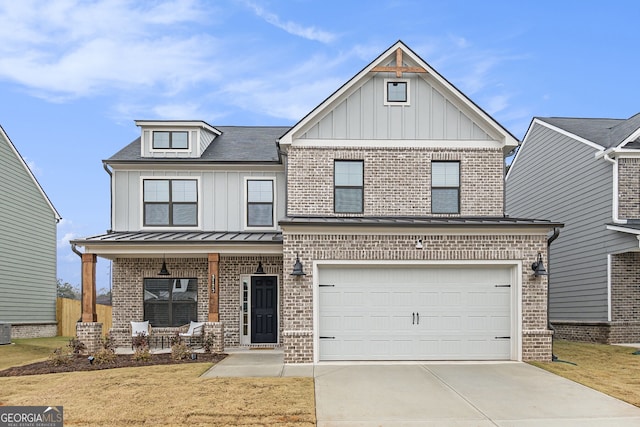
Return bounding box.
[112,168,286,231]
[506,123,637,321]
[0,131,57,324]
[300,73,492,141]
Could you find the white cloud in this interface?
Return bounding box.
[243,1,337,43]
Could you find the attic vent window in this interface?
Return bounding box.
[153,131,188,149]
[384,79,409,105]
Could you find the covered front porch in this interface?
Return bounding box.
[70,231,283,353]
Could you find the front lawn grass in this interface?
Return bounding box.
[0,336,71,370]
[530,339,640,407]
[0,363,316,426]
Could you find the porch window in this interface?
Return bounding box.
[143,179,198,226]
[143,278,197,327]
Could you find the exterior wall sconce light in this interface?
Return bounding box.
[159,255,170,276]
[255,261,265,274]
[291,253,306,277]
[531,252,548,276]
[416,239,423,249]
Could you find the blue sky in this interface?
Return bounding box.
[1,0,638,291]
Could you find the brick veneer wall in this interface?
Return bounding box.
[281,232,552,363]
[286,147,504,217]
[10,323,57,339]
[618,158,640,220]
[110,257,209,346]
[77,322,103,354]
[110,255,282,349]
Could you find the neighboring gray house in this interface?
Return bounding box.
[73,41,560,362]
[0,125,61,338]
[506,114,640,343]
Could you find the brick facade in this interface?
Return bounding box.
[617,157,640,220]
[287,147,504,217]
[76,322,103,354]
[281,232,552,363]
[10,323,57,339]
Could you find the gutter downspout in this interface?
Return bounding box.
[546,227,561,362]
[71,243,84,322]
[103,162,114,232]
[600,150,622,223]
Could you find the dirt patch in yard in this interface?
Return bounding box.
[0,352,226,377]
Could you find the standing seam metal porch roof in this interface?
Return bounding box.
[71,231,283,245]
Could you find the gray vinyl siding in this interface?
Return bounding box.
[300,73,492,141]
[506,123,637,321]
[0,132,57,324]
[112,168,286,231]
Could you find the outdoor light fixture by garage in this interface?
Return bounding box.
[531,252,548,276]
[158,256,170,276]
[291,253,306,277]
[255,261,265,274]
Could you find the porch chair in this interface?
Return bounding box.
[131,321,151,349]
[179,321,205,348]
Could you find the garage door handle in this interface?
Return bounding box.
[320,336,335,339]
[412,312,415,324]
[416,312,419,325]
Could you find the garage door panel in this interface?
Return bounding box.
[319,266,513,361]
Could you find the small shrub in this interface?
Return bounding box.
[68,337,86,355]
[132,332,149,351]
[169,332,182,347]
[171,342,191,361]
[93,348,117,365]
[203,332,215,354]
[133,347,152,362]
[48,347,72,366]
[101,333,116,352]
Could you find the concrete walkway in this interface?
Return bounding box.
[201,351,640,426]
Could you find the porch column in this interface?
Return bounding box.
[208,253,220,322]
[81,253,97,322]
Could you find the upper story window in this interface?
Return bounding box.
[384,78,410,105]
[246,179,274,227]
[143,179,198,226]
[432,161,460,214]
[334,160,364,213]
[152,131,189,149]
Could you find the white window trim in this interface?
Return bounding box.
[139,176,202,230]
[243,176,277,231]
[384,78,410,106]
[148,129,194,153]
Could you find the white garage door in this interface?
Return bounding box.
[318,265,513,361]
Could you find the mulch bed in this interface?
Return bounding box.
[0,352,226,377]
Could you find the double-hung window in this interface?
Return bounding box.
[152,131,188,149]
[143,278,197,327]
[246,179,274,227]
[431,161,460,214]
[143,179,198,226]
[334,160,364,213]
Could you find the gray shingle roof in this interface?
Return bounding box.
[539,113,640,149]
[107,126,290,163]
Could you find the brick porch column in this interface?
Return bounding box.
[81,253,97,322]
[208,253,220,322]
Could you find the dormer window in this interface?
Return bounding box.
[384,78,410,105]
[152,131,188,149]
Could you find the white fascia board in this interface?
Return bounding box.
[0,125,62,221]
[81,243,283,260]
[280,41,518,149]
[292,139,504,150]
[616,126,640,149]
[606,148,640,158]
[108,163,284,172]
[606,224,640,235]
[135,120,221,135]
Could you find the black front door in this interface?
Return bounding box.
[251,276,278,343]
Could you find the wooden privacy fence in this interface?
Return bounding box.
[56,297,112,336]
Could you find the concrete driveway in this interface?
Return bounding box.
[314,362,640,426]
